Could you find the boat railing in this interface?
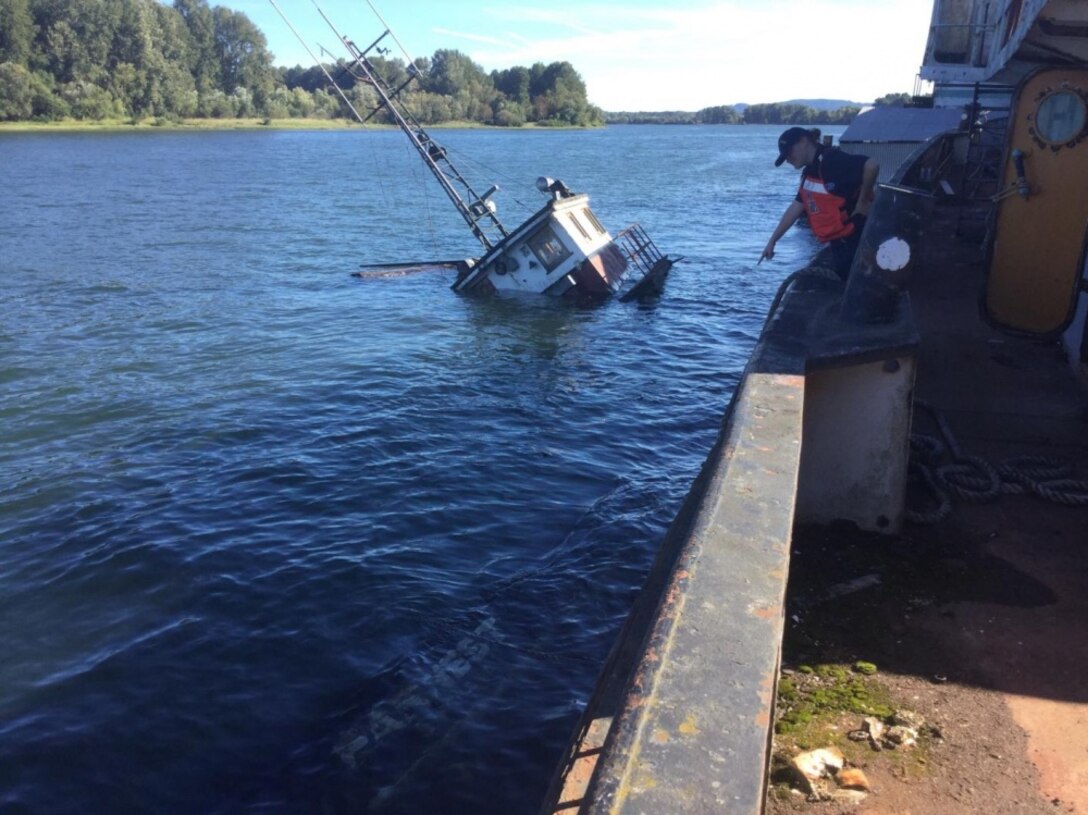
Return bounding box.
[614,224,665,277]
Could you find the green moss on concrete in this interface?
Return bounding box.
[775,663,894,736]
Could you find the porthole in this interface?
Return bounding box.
[1034,90,1087,145]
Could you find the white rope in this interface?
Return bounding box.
[906,399,1088,524]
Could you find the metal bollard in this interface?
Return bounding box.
[840,183,935,324]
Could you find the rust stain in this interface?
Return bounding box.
[754,671,777,729]
[555,750,600,810]
[663,571,691,604]
[585,716,611,746]
[749,604,778,620]
[551,717,614,811]
[651,728,670,744]
[678,713,700,736]
[759,672,776,703]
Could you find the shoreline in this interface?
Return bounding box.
[0,119,854,134]
[0,117,597,133]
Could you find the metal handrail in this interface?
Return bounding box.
[614,224,665,277]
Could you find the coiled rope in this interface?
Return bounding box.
[907,399,1088,524]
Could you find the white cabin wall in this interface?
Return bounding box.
[553,205,612,256]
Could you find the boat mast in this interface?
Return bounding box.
[312,6,509,251]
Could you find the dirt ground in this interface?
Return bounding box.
[766,509,1086,815]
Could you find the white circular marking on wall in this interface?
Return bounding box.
[876,237,911,271]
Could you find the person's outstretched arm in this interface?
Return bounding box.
[761,200,806,262]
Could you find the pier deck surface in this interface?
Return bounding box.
[775,200,1088,814]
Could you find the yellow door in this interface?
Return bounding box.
[985,68,1088,335]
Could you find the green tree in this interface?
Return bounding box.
[29,69,68,119]
[491,65,530,105]
[405,90,453,124]
[0,61,33,118]
[290,86,318,117]
[425,49,495,122]
[310,87,340,118]
[874,92,911,106]
[368,54,409,90]
[61,79,121,119]
[492,97,527,127]
[153,2,198,117]
[344,83,380,120]
[108,0,160,116]
[211,5,273,109]
[42,1,124,87]
[425,49,481,95]
[174,0,218,106]
[3,1,603,126]
[0,0,33,65]
[696,105,740,124]
[283,63,333,92]
[741,102,857,125]
[527,61,597,125]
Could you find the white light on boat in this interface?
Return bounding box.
[876,237,911,272]
[536,177,573,198]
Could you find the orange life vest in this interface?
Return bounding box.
[798,164,855,243]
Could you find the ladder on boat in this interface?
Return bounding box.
[614,224,667,278]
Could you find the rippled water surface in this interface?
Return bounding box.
[0,125,833,813]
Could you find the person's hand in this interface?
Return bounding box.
[759,241,776,264]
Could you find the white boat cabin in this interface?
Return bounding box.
[453,180,628,297]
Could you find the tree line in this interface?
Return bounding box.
[0,0,603,125]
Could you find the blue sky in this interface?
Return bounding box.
[239,0,934,110]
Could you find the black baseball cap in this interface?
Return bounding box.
[774,127,810,166]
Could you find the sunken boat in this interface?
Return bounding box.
[276,2,676,300]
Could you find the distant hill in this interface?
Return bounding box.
[602,98,864,125]
[733,99,863,114]
[604,100,863,119]
[779,98,864,110]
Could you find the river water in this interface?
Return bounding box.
[0,124,834,813]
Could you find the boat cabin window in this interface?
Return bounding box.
[582,208,607,235]
[1034,90,1087,146]
[568,213,591,240]
[528,226,573,271]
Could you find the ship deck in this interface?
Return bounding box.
[778,198,1088,813]
[539,192,1088,815]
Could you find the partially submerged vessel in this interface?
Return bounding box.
[451,179,673,300]
[272,1,675,300]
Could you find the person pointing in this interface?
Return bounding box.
[760,127,879,279]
